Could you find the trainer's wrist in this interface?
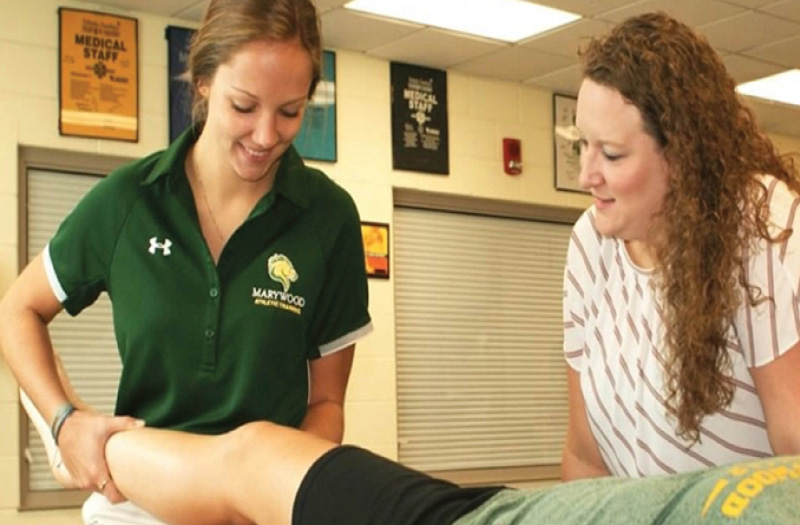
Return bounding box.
[51,402,77,445]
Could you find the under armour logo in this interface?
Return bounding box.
[148,237,172,256]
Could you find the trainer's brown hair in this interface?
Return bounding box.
[580,12,799,441]
[188,0,321,125]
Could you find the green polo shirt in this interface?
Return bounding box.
[45,127,372,434]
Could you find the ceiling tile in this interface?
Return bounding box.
[597,0,745,25]
[531,0,641,16]
[760,0,800,24]
[723,53,787,82]
[83,0,198,17]
[699,11,800,53]
[698,11,800,52]
[76,0,144,13]
[718,0,776,7]
[173,1,206,22]
[314,0,351,14]
[743,35,800,68]
[524,64,583,95]
[453,46,574,82]
[743,96,798,127]
[367,28,504,70]
[770,113,800,136]
[171,0,201,12]
[320,9,422,52]
[520,18,613,57]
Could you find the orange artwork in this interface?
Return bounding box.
[59,8,138,141]
[361,223,390,278]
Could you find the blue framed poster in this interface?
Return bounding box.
[166,25,193,143]
[294,50,337,162]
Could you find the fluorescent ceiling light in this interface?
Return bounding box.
[737,69,800,107]
[344,0,581,43]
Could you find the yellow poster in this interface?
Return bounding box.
[59,8,138,141]
[361,223,390,279]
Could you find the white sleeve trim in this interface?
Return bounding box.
[44,243,67,303]
[318,321,374,356]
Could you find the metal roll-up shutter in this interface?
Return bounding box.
[26,169,121,491]
[395,205,571,473]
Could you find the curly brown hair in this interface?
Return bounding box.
[579,12,799,442]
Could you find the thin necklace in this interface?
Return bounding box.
[192,153,226,244]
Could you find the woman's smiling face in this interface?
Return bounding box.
[197,38,313,184]
[576,78,670,245]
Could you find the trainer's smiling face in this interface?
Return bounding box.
[197,38,312,186]
[576,78,670,249]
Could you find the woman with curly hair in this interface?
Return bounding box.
[562,11,800,480]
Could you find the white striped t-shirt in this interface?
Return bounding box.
[563,175,800,477]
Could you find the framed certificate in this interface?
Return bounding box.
[553,94,586,193]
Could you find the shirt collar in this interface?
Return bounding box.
[141,125,199,186]
[141,125,310,210]
[271,145,310,209]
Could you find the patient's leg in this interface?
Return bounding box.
[25,354,336,524]
[105,422,336,525]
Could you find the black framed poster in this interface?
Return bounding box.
[390,62,449,175]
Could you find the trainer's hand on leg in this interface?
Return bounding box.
[58,411,145,503]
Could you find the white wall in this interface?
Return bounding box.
[315,50,596,462]
[2,0,800,522]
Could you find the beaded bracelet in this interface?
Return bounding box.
[51,402,76,445]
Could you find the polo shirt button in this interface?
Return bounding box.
[205,329,215,339]
[209,288,219,298]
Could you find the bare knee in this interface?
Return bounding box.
[218,422,336,525]
[214,422,292,523]
[219,421,285,468]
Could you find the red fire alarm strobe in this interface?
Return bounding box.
[503,138,522,175]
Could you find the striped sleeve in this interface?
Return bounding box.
[563,210,595,370]
[736,176,800,368]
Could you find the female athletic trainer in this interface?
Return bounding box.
[0,0,371,522]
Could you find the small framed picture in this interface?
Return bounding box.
[553,94,586,193]
[361,222,390,279]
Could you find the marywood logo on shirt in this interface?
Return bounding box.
[268,253,298,292]
[701,458,800,519]
[252,254,305,315]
